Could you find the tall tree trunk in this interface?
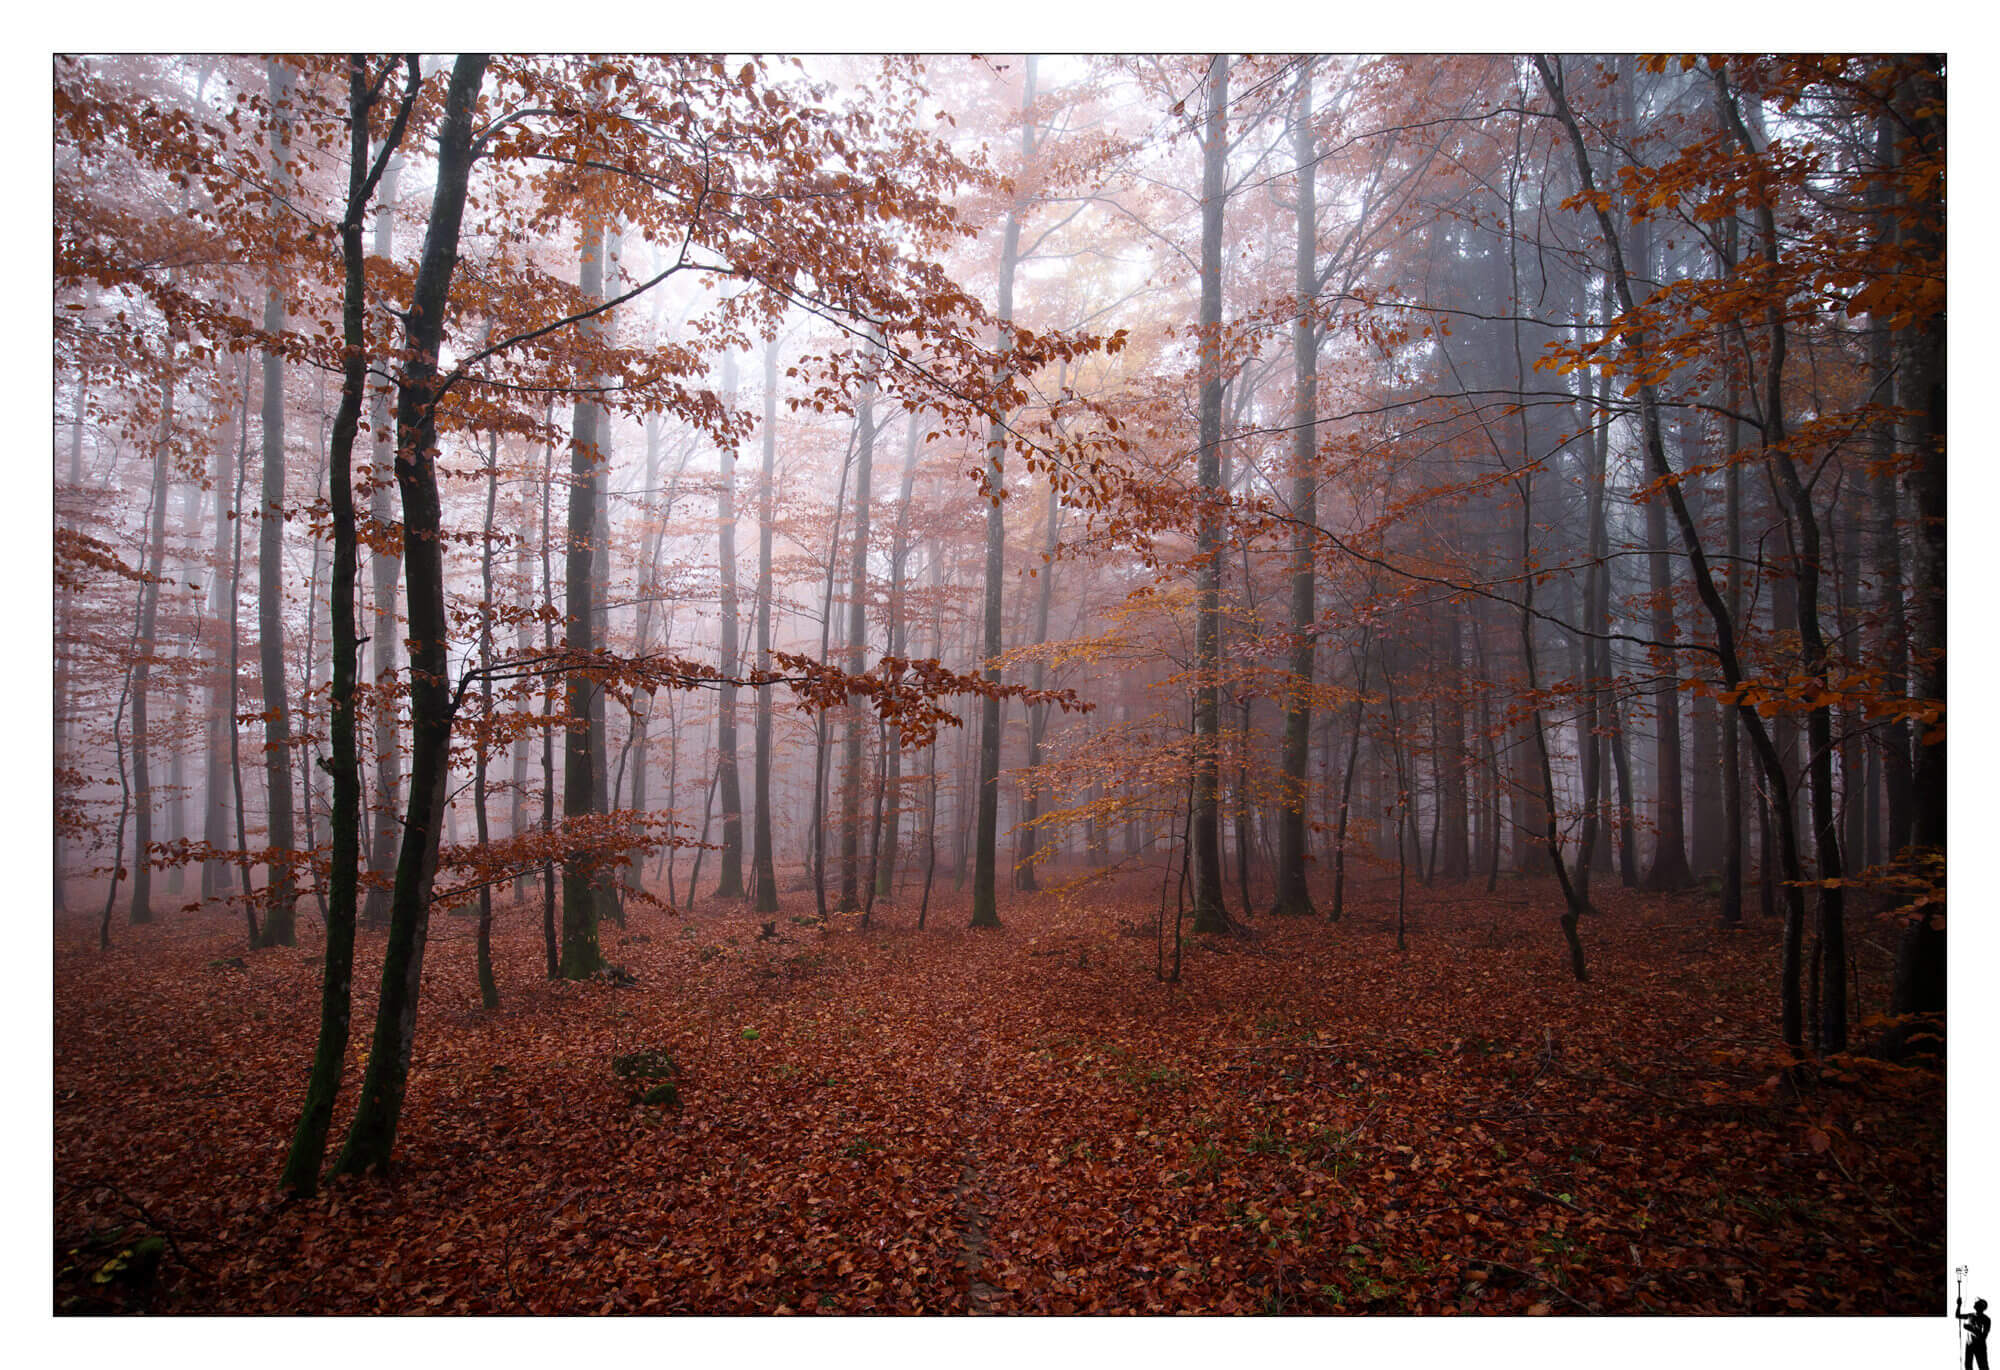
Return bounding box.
[588,232,622,933]
[838,364,879,911]
[1273,61,1320,917]
[474,426,501,1010]
[363,151,406,929]
[972,56,1038,931]
[877,414,923,898]
[282,55,416,1197]
[511,518,533,899]
[203,364,251,899]
[1718,198,1746,926]
[335,54,488,1175]
[1628,207,1689,894]
[1439,611,1470,881]
[560,211,610,980]
[751,337,782,912]
[1328,631,1373,922]
[128,364,175,924]
[1573,353,1611,902]
[298,431,329,924]
[622,416,669,895]
[1015,476,1060,891]
[713,349,745,898]
[810,417,861,920]
[56,382,87,908]
[539,432,559,975]
[1190,53,1231,933]
[256,59,299,948]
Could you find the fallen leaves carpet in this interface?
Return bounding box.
[53,871,1941,1314]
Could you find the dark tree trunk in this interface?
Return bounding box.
[335,54,488,1176]
[282,55,417,1197]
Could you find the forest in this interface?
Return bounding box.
[52,53,1944,1319]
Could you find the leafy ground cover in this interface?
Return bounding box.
[53,872,1940,1314]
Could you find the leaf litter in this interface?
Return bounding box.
[53,873,1940,1314]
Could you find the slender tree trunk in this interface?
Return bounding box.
[1015,477,1060,891]
[229,391,259,942]
[1572,373,1608,903]
[335,55,488,1175]
[838,365,879,910]
[622,418,669,895]
[281,55,416,1196]
[1273,62,1320,917]
[1719,204,1746,926]
[1328,632,1373,922]
[473,426,501,1009]
[255,59,299,948]
[1627,215,1689,895]
[972,57,1038,931]
[589,229,624,934]
[751,338,782,913]
[810,417,860,920]
[1190,53,1231,933]
[713,350,745,899]
[363,152,405,929]
[298,431,329,924]
[203,365,250,899]
[538,432,559,975]
[878,415,923,898]
[128,355,175,925]
[103,577,146,948]
[560,212,609,980]
[511,523,532,899]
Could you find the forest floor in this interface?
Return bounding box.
[54,866,1941,1315]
